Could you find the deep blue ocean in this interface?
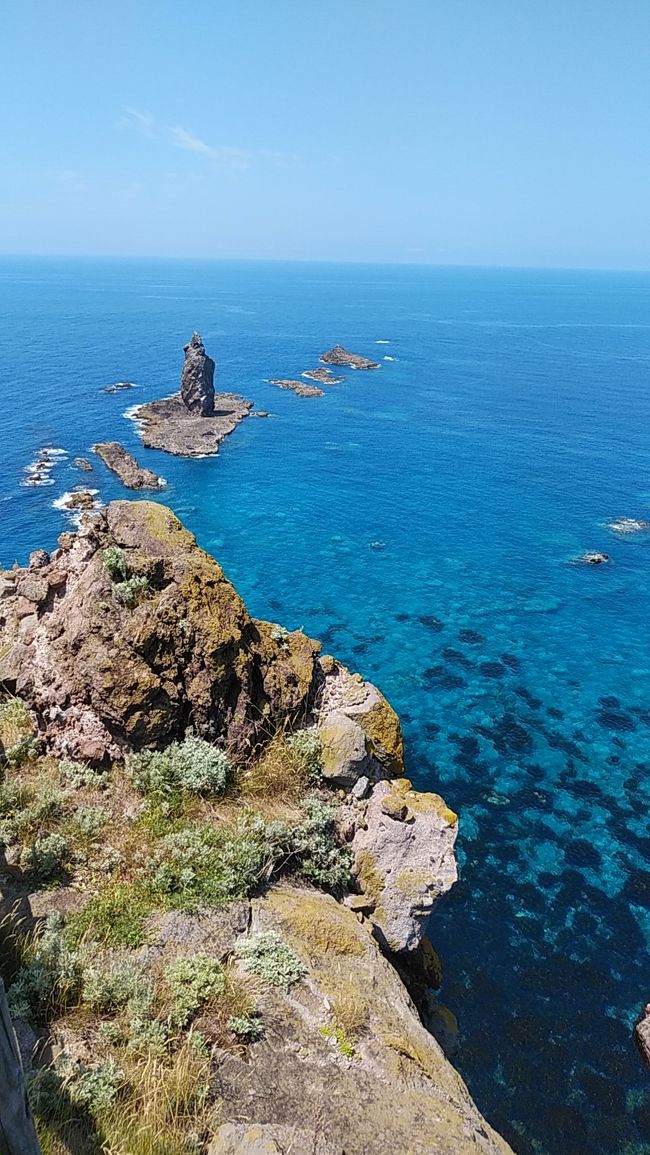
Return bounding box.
[2,257,650,1153]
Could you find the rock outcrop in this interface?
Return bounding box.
[0,502,324,763]
[181,331,215,416]
[209,887,512,1155]
[134,333,251,458]
[321,345,379,370]
[269,379,324,398]
[351,778,458,951]
[94,442,166,489]
[303,367,344,384]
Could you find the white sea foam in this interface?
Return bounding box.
[123,404,144,420]
[383,355,396,361]
[375,340,391,344]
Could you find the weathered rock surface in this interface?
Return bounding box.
[302,367,344,384]
[268,379,324,398]
[61,491,97,511]
[94,442,166,489]
[321,345,379,370]
[210,887,512,1155]
[635,1004,650,1065]
[0,501,328,763]
[317,658,404,779]
[73,457,93,472]
[181,331,215,416]
[136,393,252,458]
[352,778,458,951]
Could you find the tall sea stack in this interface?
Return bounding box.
[181,331,215,416]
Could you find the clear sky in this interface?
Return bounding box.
[2,0,649,268]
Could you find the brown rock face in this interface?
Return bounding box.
[635,1004,650,1065]
[0,501,323,763]
[181,331,215,416]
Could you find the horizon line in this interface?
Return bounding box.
[0,253,649,276]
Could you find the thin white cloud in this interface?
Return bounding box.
[169,127,251,171]
[119,107,296,172]
[120,106,156,137]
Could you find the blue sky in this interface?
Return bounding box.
[2,0,649,267]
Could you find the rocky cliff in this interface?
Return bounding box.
[182,331,216,416]
[0,502,513,1155]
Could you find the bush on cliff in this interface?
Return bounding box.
[127,736,231,801]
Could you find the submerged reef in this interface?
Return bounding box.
[0,501,511,1155]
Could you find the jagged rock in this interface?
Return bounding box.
[94,442,165,490]
[62,491,96,511]
[351,774,370,800]
[318,659,404,778]
[352,779,458,952]
[320,345,379,370]
[73,457,94,472]
[102,381,136,394]
[181,331,215,416]
[635,1004,650,1065]
[268,379,324,398]
[209,887,512,1155]
[28,550,50,570]
[0,501,329,763]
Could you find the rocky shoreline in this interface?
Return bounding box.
[0,501,512,1154]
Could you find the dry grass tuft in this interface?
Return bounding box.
[284,898,365,958]
[330,978,369,1037]
[0,695,35,750]
[238,733,308,806]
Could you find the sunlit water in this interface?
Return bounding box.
[2,257,650,1154]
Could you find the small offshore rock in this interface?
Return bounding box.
[62,491,96,510]
[102,381,137,394]
[94,441,166,490]
[575,551,610,565]
[181,331,215,416]
[269,379,324,398]
[303,367,344,384]
[320,345,380,370]
[74,457,94,472]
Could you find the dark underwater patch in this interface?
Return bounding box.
[423,664,466,690]
[596,708,636,732]
[564,839,602,869]
[479,660,506,679]
[514,685,542,709]
[418,614,444,632]
[500,652,521,669]
[457,628,485,644]
[442,646,475,669]
[546,705,564,720]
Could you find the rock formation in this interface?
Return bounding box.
[93,441,166,489]
[269,378,324,398]
[303,367,344,384]
[134,333,251,457]
[321,345,379,370]
[575,552,610,565]
[181,331,215,416]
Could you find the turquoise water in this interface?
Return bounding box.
[2,257,650,1153]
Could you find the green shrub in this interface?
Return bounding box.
[67,1059,124,1111]
[0,783,65,846]
[102,546,129,582]
[127,736,230,800]
[290,796,352,890]
[82,956,151,1014]
[113,575,149,607]
[147,814,275,910]
[164,953,225,1027]
[320,1023,357,1059]
[126,1015,169,1058]
[286,727,322,782]
[4,736,42,767]
[235,932,305,989]
[71,805,109,838]
[7,914,82,1023]
[60,759,104,790]
[20,832,70,884]
[227,1013,263,1041]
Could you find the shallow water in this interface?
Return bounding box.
[2,257,650,1153]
